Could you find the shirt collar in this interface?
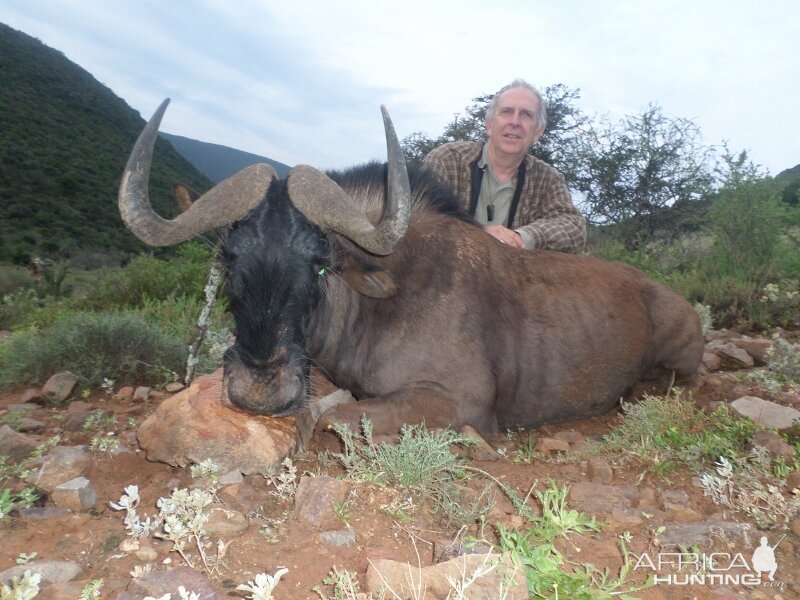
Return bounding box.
[478,143,490,170]
[479,144,516,188]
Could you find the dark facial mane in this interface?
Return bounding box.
[221,182,330,364]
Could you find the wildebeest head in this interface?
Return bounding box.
[118,99,411,416]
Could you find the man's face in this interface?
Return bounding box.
[485,87,544,160]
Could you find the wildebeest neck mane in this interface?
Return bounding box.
[324,161,476,228]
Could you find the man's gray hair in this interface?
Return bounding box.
[486,79,547,130]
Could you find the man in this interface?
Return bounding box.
[424,79,586,252]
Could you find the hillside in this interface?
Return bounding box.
[161,132,290,182]
[776,163,800,206]
[0,23,212,266]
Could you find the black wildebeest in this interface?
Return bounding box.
[119,100,704,436]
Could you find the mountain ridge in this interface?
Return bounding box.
[160,132,290,183]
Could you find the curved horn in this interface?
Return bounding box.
[119,99,277,246]
[286,105,411,255]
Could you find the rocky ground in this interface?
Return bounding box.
[0,329,799,600]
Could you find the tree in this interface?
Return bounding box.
[708,146,789,285]
[573,105,713,247]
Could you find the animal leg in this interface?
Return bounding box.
[294,389,356,450]
[315,387,498,437]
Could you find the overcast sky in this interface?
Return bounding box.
[2,1,798,175]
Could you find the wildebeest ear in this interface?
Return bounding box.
[338,255,398,298]
[171,182,201,213]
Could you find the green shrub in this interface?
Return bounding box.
[591,234,798,331]
[136,295,207,342]
[767,335,800,383]
[0,266,34,296]
[332,418,475,490]
[0,311,187,387]
[667,267,799,330]
[603,395,757,466]
[585,238,664,280]
[84,243,213,310]
[10,298,81,332]
[708,178,787,285]
[0,289,43,330]
[588,162,799,331]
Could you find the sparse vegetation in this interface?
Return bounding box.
[88,435,120,454]
[0,486,39,521]
[601,393,757,468]
[693,302,713,336]
[766,334,800,383]
[332,418,475,490]
[527,481,601,543]
[600,391,800,529]
[156,487,215,572]
[0,570,41,600]
[78,579,104,600]
[109,485,161,539]
[190,459,221,486]
[82,410,117,431]
[236,569,290,600]
[111,484,228,575]
[497,529,646,599]
[314,567,379,599]
[265,457,299,501]
[699,454,800,528]
[0,311,188,387]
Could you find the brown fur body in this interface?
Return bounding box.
[303,176,704,436]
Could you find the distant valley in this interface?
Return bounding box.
[160,133,290,183]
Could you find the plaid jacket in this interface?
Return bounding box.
[423,141,586,252]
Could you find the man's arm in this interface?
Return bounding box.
[515,168,586,252]
[484,225,525,248]
[426,146,523,246]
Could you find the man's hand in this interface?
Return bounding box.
[484,225,525,248]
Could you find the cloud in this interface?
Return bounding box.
[1,0,798,173]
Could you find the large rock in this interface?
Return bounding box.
[116,566,222,600]
[366,553,527,599]
[18,388,43,404]
[752,429,796,459]
[51,477,97,512]
[26,445,91,493]
[711,343,754,369]
[41,371,79,404]
[203,506,249,537]
[459,425,501,461]
[587,458,613,484]
[701,351,722,372]
[657,521,756,548]
[292,475,349,528]
[0,561,82,586]
[0,424,38,462]
[137,369,296,475]
[730,396,800,429]
[567,483,638,514]
[731,337,773,365]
